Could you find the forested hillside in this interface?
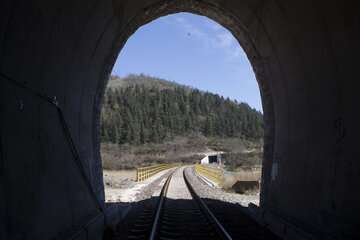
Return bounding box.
[100,74,263,145]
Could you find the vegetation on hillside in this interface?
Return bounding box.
[101,135,207,170]
[101,134,262,170]
[100,74,264,146]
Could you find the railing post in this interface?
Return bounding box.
[135,163,177,182]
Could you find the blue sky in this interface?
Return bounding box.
[111,13,262,111]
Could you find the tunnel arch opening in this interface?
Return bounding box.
[1,0,358,238]
[95,0,276,207]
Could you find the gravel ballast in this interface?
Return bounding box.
[167,167,192,200]
[184,166,259,206]
[104,168,175,202]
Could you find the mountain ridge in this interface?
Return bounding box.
[108,74,192,91]
[101,74,263,146]
[108,74,261,113]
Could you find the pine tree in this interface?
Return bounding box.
[100,74,264,145]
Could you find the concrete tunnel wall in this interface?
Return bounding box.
[0,0,359,239]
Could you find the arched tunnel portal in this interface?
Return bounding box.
[0,0,359,239]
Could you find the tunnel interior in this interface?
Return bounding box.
[1,0,359,239]
[208,155,218,164]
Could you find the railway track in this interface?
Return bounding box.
[126,167,278,240]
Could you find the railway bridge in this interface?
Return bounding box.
[0,0,359,239]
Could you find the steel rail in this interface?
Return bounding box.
[149,171,173,240]
[183,168,233,240]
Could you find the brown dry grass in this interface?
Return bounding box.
[103,169,137,181]
[101,135,263,172]
[101,135,207,170]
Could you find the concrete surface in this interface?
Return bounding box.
[0,0,359,239]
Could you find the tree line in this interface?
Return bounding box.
[100,75,264,145]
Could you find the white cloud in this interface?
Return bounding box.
[213,31,246,60]
[176,16,207,40]
[216,32,234,48]
[211,23,222,31]
[175,17,185,23]
[172,15,245,61]
[232,47,244,58]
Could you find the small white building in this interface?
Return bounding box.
[200,151,224,165]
